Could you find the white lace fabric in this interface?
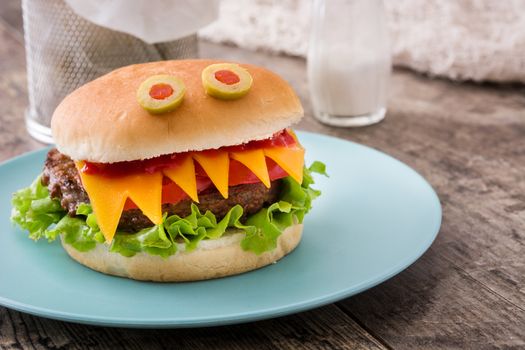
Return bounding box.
[200,0,525,83]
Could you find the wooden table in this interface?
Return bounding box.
[1,1,524,349]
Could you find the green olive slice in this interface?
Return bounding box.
[201,63,253,100]
[137,75,186,114]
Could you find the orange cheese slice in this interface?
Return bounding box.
[125,172,163,225]
[76,162,163,242]
[77,173,127,243]
[74,136,305,242]
[231,149,271,188]
[263,146,305,184]
[163,155,199,202]
[192,150,230,198]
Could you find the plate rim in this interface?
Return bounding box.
[0,131,442,328]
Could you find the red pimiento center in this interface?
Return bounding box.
[214,70,240,85]
[149,83,174,100]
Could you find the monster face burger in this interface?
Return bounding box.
[11,60,325,282]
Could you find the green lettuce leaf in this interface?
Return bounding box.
[11,176,65,241]
[11,163,326,257]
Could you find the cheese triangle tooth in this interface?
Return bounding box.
[76,162,163,242]
[231,149,271,188]
[163,155,199,202]
[89,187,127,243]
[192,151,230,198]
[125,172,163,225]
[264,146,305,184]
[76,162,128,243]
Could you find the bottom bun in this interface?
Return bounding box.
[61,224,303,282]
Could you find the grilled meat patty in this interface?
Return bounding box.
[41,149,282,232]
[42,149,89,214]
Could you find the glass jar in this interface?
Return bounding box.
[308,0,391,127]
[22,0,198,143]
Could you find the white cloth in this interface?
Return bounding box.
[65,0,219,44]
[200,0,525,83]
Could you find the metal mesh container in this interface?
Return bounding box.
[22,0,198,143]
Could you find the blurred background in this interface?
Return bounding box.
[203,0,525,83]
[2,0,524,145]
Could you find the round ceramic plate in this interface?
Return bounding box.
[0,131,441,328]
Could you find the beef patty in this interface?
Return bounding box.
[42,149,282,232]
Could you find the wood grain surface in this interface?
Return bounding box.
[1,0,524,349]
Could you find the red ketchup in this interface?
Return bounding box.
[222,129,296,152]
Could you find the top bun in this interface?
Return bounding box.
[51,59,303,162]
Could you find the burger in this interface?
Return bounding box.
[11,59,325,282]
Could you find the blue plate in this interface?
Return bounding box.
[0,131,441,328]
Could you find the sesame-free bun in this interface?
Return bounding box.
[61,224,303,282]
[51,59,303,162]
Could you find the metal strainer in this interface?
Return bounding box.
[22,0,198,143]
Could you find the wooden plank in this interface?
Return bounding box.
[0,305,388,350]
[310,69,525,348]
[0,18,43,161]
[0,0,22,42]
[338,247,525,349]
[357,70,525,308]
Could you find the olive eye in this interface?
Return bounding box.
[202,63,253,100]
[137,75,186,114]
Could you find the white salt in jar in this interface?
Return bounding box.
[308,0,391,127]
